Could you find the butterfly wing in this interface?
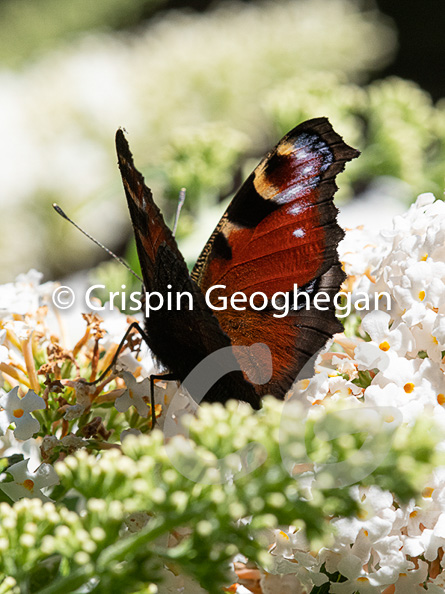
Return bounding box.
[191,117,359,398]
[115,130,259,407]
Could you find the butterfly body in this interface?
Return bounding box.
[116,118,359,408]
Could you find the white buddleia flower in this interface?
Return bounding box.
[0,387,45,440]
[114,371,150,417]
[0,458,59,502]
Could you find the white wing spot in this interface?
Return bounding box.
[288,203,305,215]
[274,184,304,204]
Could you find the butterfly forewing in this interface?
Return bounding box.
[116,129,260,407]
[192,118,358,295]
[191,117,359,397]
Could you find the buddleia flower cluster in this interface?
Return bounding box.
[234,194,445,593]
[0,196,444,592]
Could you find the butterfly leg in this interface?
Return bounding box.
[87,321,149,385]
[149,372,177,429]
[88,322,178,429]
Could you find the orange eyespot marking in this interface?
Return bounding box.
[404,383,415,394]
[379,341,390,351]
[22,479,34,491]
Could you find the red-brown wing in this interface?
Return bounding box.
[115,129,182,293]
[191,117,359,398]
[116,129,261,408]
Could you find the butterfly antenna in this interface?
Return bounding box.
[172,187,186,237]
[53,203,143,283]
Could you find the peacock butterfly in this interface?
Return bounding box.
[116,118,359,409]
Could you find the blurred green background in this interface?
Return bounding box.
[0,0,444,285]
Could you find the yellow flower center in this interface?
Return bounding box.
[404,382,415,394]
[422,487,434,498]
[279,531,289,540]
[437,394,445,405]
[409,510,418,518]
[421,253,428,261]
[418,290,426,301]
[379,341,390,351]
[357,577,369,583]
[13,409,24,418]
[22,479,34,491]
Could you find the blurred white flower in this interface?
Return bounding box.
[411,309,444,362]
[115,371,150,417]
[0,458,59,502]
[2,320,32,341]
[364,355,445,424]
[427,571,445,593]
[363,310,414,355]
[154,380,198,431]
[0,387,45,440]
[0,269,56,318]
